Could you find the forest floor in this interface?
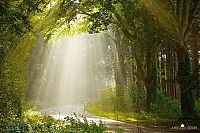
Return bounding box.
[39,104,195,133]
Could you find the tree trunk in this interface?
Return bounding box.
[114,32,127,112]
[145,47,157,112]
[115,55,127,112]
[161,49,166,94]
[166,43,171,97]
[190,30,199,73]
[175,43,197,120]
[135,64,145,112]
[190,30,199,99]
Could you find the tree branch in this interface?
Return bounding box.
[111,11,146,80]
[169,0,175,15]
[155,17,179,43]
[113,11,135,41]
[180,0,190,38]
[78,10,92,16]
[135,53,146,81]
[113,11,123,25]
[185,0,200,38]
[176,0,183,23]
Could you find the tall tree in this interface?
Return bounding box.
[142,0,200,120]
[0,0,50,117]
[57,0,164,112]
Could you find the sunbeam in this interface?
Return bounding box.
[27,33,115,107]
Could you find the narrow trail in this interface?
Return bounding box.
[41,104,173,133]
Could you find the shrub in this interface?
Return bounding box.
[0,109,105,133]
[23,109,57,124]
[195,100,200,117]
[152,91,181,119]
[128,83,146,110]
[100,86,117,112]
[128,83,136,107]
[129,85,181,120]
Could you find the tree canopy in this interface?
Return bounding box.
[0,0,200,129]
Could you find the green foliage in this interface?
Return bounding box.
[100,86,117,112]
[0,0,49,35]
[129,84,181,119]
[0,87,22,117]
[88,86,181,123]
[0,0,199,128]
[87,98,172,124]
[128,83,145,109]
[128,84,136,106]
[86,86,116,114]
[152,91,181,119]
[0,0,51,119]
[0,32,37,118]
[0,109,105,133]
[195,100,200,117]
[23,109,56,124]
[92,86,132,112]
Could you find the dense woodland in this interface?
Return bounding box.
[0,0,200,132]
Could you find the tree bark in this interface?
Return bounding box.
[190,29,200,99]
[135,61,145,112]
[161,49,166,94]
[145,46,158,112]
[175,43,196,120]
[114,32,127,112]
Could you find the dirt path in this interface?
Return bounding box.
[40,104,193,133]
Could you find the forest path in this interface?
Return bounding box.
[41,104,172,133]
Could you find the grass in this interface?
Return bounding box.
[86,102,175,124]
[85,86,180,125]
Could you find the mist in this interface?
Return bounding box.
[27,33,115,107]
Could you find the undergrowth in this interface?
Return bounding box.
[86,86,182,123]
[0,109,105,133]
